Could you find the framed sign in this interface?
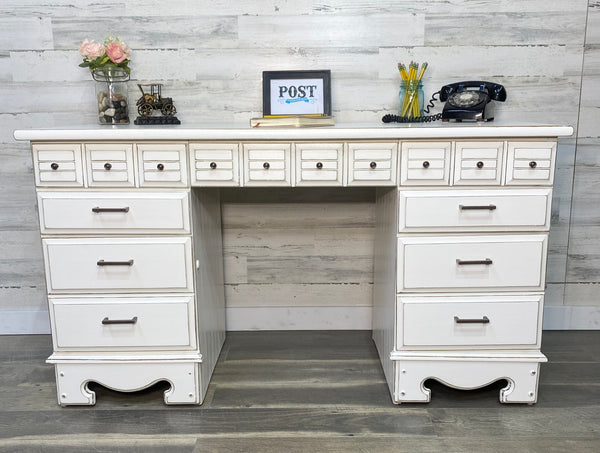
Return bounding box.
[262,70,331,117]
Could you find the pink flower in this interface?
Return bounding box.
[79,39,105,59]
[106,42,130,64]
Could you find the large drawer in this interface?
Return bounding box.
[398,188,552,232]
[50,296,196,350]
[397,235,547,292]
[43,237,194,293]
[37,191,191,234]
[397,294,542,348]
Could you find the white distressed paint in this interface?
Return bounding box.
[1,0,599,333]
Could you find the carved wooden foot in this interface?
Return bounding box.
[52,361,202,406]
[392,354,545,404]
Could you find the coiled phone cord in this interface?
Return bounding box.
[382,91,442,123]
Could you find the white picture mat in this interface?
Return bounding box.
[270,78,325,115]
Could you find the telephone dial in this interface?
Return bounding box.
[382,81,506,123]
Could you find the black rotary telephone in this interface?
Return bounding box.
[382,81,507,123]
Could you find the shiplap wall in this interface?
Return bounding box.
[1,0,598,333]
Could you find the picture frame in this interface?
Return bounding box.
[262,70,331,117]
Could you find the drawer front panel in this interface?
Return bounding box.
[506,141,556,185]
[38,191,190,234]
[85,143,135,187]
[33,144,84,187]
[43,238,193,293]
[400,141,451,185]
[347,142,398,186]
[399,189,552,232]
[190,143,240,186]
[295,142,343,186]
[137,143,188,187]
[398,295,542,348]
[397,235,547,292]
[51,296,196,350]
[453,141,504,185]
[243,143,292,186]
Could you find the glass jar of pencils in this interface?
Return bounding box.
[398,80,424,119]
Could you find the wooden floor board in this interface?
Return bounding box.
[0,330,598,452]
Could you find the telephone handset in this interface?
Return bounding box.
[382,80,506,123]
[439,81,506,122]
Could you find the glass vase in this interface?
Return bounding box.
[398,81,424,119]
[92,67,130,125]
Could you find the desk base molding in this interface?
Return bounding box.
[48,359,203,406]
[391,354,546,404]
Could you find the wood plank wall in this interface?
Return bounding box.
[0,0,598,332]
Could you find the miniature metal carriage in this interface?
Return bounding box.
[136,83,177,117]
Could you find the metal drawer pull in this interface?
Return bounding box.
[210,162,217,169]
[422,161,430,168]
[454,316,490,324]
[529,161,537,168]
[102,316,138,325]
[459,204,497,211]
[104,162,112,170]
[456,258,493,265]
[92,207,130,213]
[156,163,165,171]
[370,161,377,169]
[316,162,323,169]
[476,161,484,168]
[263,162,270,169]
[50,162,59,170]
[97,259,134,266]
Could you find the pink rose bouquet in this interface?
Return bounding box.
[78,36,132,74]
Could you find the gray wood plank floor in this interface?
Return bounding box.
[0,331,598,452]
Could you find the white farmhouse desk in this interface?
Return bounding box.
[14,123,573,406]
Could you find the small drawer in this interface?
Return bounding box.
[50,296,196,350]
[397,235,547,292]
[190,143,240,186]
[243,143,292,186]
[397,294,542,348]
[295,142,343,186]
[398,188,552,232]
[346,142,398,186]
[37,191,190,234]
[85,143,135,187]
[453,141,504,185]
[400,141,451,186]
[32,143,84,187]
[505,141,556,185]
[43,237,194,293]
[137,143,188,187]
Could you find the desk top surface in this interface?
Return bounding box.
[14,122,574,142]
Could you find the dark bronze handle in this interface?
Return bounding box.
[97,259,134,266]
[92,207,130,213]
[370,161,377,169]
[459,204,497,211]
[50,162,59,170]
[104,162,112,170]
[210,162,217,169]
[529,161,537,168]
[102,316,138,325]
[422,161,430,169]
[157,163,164,171]
[454,316,489,324]
[456,258,493,265]
[477,161,484,169]
[263,162,270,169]
[316,162,323,169]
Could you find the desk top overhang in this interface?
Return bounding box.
[14,122,574,142]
